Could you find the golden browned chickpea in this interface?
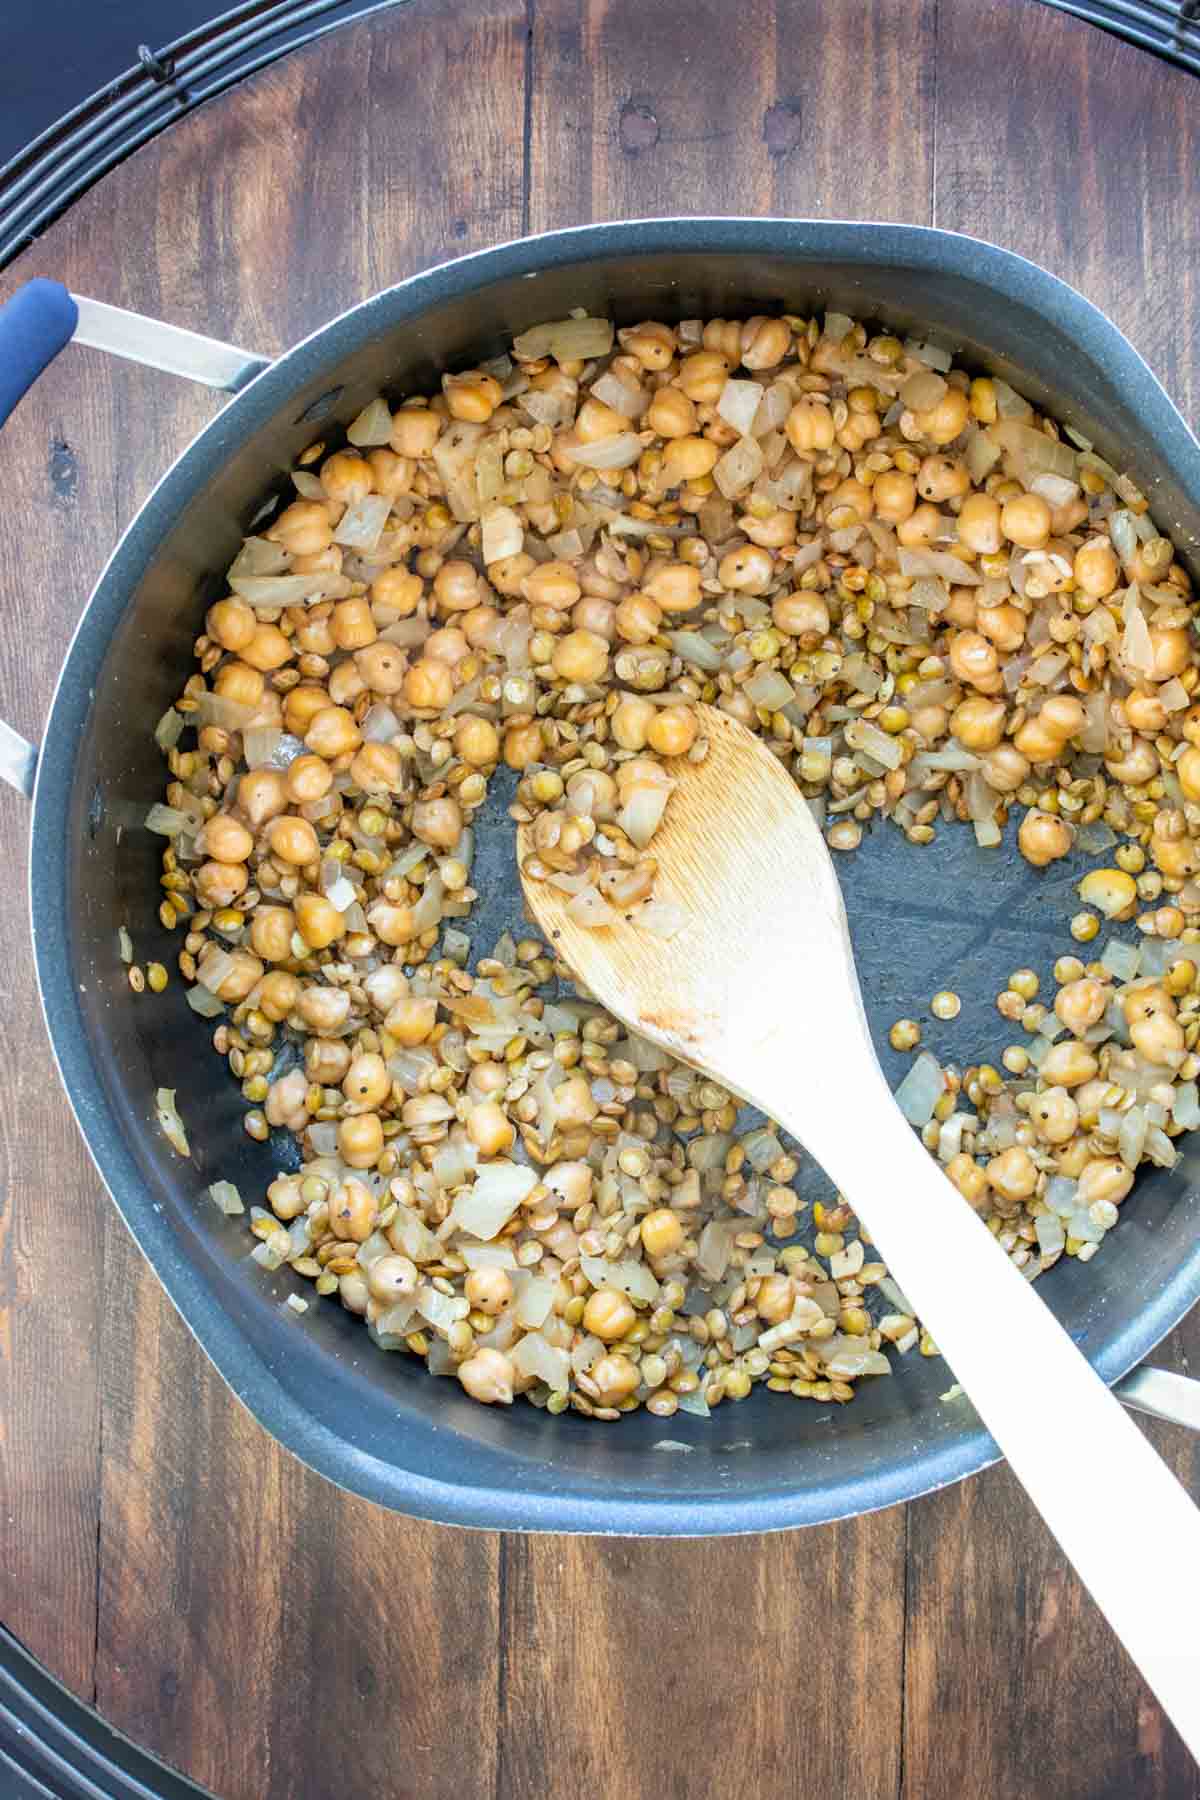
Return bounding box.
[266,815,320,867]
[1076,1159,1134,1208]
[987,1144,1037,1203]
[1039,1040,1099,1087]
[1000,492,1052,550]
[554,1073,597,1128]
[201,813,254,863]
[1175,744,1200,802]
[552,629,609,683]
[1123,689,1165,735]
[573,597,617,641]
[265,1068,308,1131]
[338,1113,384,1170]
[304,706,362,759]
[350,742,402,794]
[1029,1086,1079,1145]
[433,560,482,613]
[1130,1010,1186,1064]
[1055,976,1107,1035]
[661,436,720,486]
[466,1100,515,1156]
[457,606,497,651]
[291,546,343,577]
[643,562,702,615]
[250,905,297,964]
[575,395,627,443]
[942,587,977,630]
[910,704,949,741]
[948,631,1002,693]
[1148,626,1190,680]
[785,396,835,453]
[614,594,662,645]
[740,507,796,549]
[294,892,347,949]
[917,454,969,503]
[946,1152,988,1208]
[423,626,468,667]
[589,1353,639,1404]
[238,769,288,830]
[458,1348,515,1405]
[583,1288,637,1342]
[718,544,774,594]
[1013,694,1085,761]
[371,567,423,617]
[825,477,873,524]
[647,704,698,756]
[403,658,454,711]
[872,470,917,524]
[329,1176,377,1241]
[773,591,830,638]
[956,492,1003,555]
[265,498,334,555]
[464,1266,514,1316]
[367,1254,418,1305]
[1018,809,1074,867]
[619,320,676,369]
[741,316,791,369]
[976,601,1026,653]
[206,597,257,651]
[951,695,1006,751]
[607,694,652,751]
[214,661,265,708]
[444,370,502,422]
[352,643,406,696]
[1104,739,1159,786]
[385,994,438,1045]
[328,660,366,708]
[285,754,334,806]
[194,860,248,909]
[640,1208,684,1259]
[319,450,371,506]
[297,985,351,1033]
[677,350,729,405]
[755,1273,794,1324]
[980,744,1030,792]
[523,561,581,611]
[412,795,462,849]
[503,721,542,770]
[646,385,697,439]
[343,1053,390,1108]
[448,714,497,768]
[258,970,300,1021]
[895,502,944,548]
[915,385,970,445]
[198,944,263,1002]
[366,900,416,946]
[390,407,442,458]
[281,685,329,738]
[364,446,409,497]
[1073,538,1120,598]
[330,597,377,651]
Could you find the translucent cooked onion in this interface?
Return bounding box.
[565,885,619,928]
[845,718,902,769]
[667,630,723,670]
[156,1088,190,1157]
[617,785,670,849]
[229,535,289,578]
[717,378,764,437]
[449,1161,538,1240]
[895,1052,944,1127]
[634,899,688,939]
[590,368,647,418]
[333,494,391,551]
[185,984,225,1018]
[1121,588,1155,677]
[899,547,981,585]
[713,437,763,499]
[580,1252,659,1304]
[190,692,259,733]
[481,504,524,563]
[209,1180,244,1215]
[432,420,485,521]
[1029,471,1081,508]
[347,396,393,447]
[513,316,614,363]
[155,707,185,750]
[744,668,796,711]
[900,368,947,411]
[561,433,642,471]
[230,571,350,605]
[145,802,198,838]
[513,1331,570,1390]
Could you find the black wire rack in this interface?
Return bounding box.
[1052,0,1200,71]
[0,0,410,270]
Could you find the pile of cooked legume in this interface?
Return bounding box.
[137,306,1200,1420]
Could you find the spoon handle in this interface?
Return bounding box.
[786,1084,1200,1760]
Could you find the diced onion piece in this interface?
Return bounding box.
[145,802,199,838]
[155,707,185,750]
[512,1272,555,1330]
[432,420,485,521]
[1029,471,1081,508]
[895,1051,944,1127]
[633,899,688,940]
[591,368,647,419]
[481,504,524,563]
[513,1331,571,1390]
[993,379,1033,419]
[209,1180,244,1215]
[667,629,723,670]
[565,884,619,928]
[346,396,393,446]
[824,311,854,342]
[513,316,614,364]
[744,668,796,711]
[448,1161,538,1240]
[713,437,763,499]
[580,1252,659,1304]
[186,984,225,1018]
[561,432,642,471]
[899,548,981,586]
[903,338,953,372]
[229,535,290,578]
[1109,509,1139,573]
[334,494,391,551]
[230,571,350,605]
[964,426,1002,484]
[416,1284,462,1333]
[118,926,133,964]
[717,378,765,437]
[156,1088,190,1157]
[1121,587,1155,677]
[617,785,670,850]
[845,717,902,769]
[292,470,325,499]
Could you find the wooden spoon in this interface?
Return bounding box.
[519,703,1200,1757]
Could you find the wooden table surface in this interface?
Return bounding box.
[2,1,1199,1794]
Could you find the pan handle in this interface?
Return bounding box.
[0,279,272,795]
[1114,1364,1200,1434]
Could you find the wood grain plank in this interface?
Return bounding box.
[499,1525,906,1800]
[904,5,1200,1795]
[530,0,934,233]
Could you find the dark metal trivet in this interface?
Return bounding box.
[0,0,410,270]
[1045,0,1200,74]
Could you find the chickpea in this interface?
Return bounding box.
[524,561,581,611]
[206,597,256,651]
[1018,809,1074,867]
[978,745,1029,794]
[1000,492,1051,550]
[464,1267,513,1315]
[896,502,944,548]
[638,1207,685,1259]
[371,567,423,618]
[444,370,502,422]
[303,706,361,760]
[425,625,470,666]
[677,350,729,405]
[319,450,371,505]
[328,660,366,708]
[1130,1011,1186,1065]
[915,385,970,445]
[385,995,438,1045]
[583,1287,637,1342]
[1055,976,1107,1035]
[1013,695,1085,762]
[951,695,1006,751]
[1147,626,1190,680]
[741,507,796,550]
[614,594,662,645]
[1076,1159,1135,1208]
[306,1038,351,1087]
[661,436,720,486]
[956,492,1003,555]
[265,499,334,555]
[554,1073,597,1128]
[194,860,248,909]
[825,477,873,524]
[647,705,698,757]
[1030,1086,1079,1145]
[282,684,330,737]
[258,970,300,1020]
[433,560,482,613]
[267,814,320,867]
[590,1354,640,1405]
[504,721,542,770]
[343,1053,391,1107]
[741,316,791,369]
[339,1272,370,1315]
[948,631,1001,693]
[267,1174,305,1220]
[573,597,617,641]
[214,661,265,708]
[976,602,1026,653]
[329,597,377,651]
[368,1254,419,1304]
[457,1348,515,1405]
[201,813,254,863]
[917,455,969,503]
[412,796,462,849]
[946,1152,988,1208]
[448,714,496,768]
[785,397,835,453]
[346,743,399,796]
[619,320,676,369]
[611,694,657,751]
[294,892,347,949]
[250,905,297,963]
[467,1100,515,1156]
[363,446,409,498]
[198,945,262,1002]
[404,658,455,710]
[872,470,917,524]
[338,1112,384,1170]
[718,545,773,595]
[773,591,830,639]
[285,754,333,806]
[466,1062,507,1103]
[755,1273,794,1324]
[328,1177,377,1243]
[646,386,697,439]
[1124,689,1166,736]
[987,1144,1037,1203]
[552,628,609,683]
[1039,1041,1099,1087]
[297,985,351,1032]
[265,1068,308,1131]
[643,562,702,614]
[390,407,442,457]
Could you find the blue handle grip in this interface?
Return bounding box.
[0,279,78,431]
